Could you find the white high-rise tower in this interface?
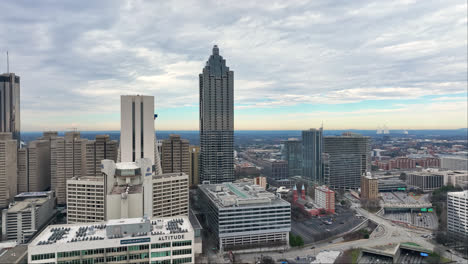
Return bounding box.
[120,95,162,174]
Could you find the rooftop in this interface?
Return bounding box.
[116,162,140,170]
[199,182,289,208]
[32,216,192,247]
[448,190,468,198]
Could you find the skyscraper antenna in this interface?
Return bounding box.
[6,51,9,73]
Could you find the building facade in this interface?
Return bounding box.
[50,132,87,205]
[324,133,371,189]
[447,191,467,239]
[161,135,190,176]
[189,146,200,187]
[361,172,379,200]
[198,182,291,251]
[262,160,289,180]
[302,128,323,184]
[101,158,189,221]
[66,176,105,223]
[83,135,117,177]
[120,95,162,176]
[282,139,302,177]
[152,173,189,218]
[441,156,468,171]
[199,45,234,184]
[0,132,17,208]
[1,191,56,243]
[28,216,199,264]
[0,73,20,142]
[315,185,335,214]
[406,171,444,191]
[17,140,51,193]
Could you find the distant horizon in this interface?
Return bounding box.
[20,128,468,133]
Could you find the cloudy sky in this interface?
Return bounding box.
[1,0,466,131]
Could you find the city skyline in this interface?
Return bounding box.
[0,0,466,131]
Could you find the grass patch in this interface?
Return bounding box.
[351,249,361,264]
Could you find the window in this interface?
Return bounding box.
[128,244,149,251]
[57,251,80,258]
[151,260,170,264]
[172,240,191,247]
[150,251,171,258]
[173,249,191,256]
[31,253,55,261]
[172,257,192,264]
[151,242,170,249]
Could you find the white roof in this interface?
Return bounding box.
[448,190,468,198]
[116,162,139,170]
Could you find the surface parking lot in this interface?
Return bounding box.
[291,205,364,244]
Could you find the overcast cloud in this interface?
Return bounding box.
[1,0,466,131]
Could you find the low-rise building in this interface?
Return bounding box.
[441,156,468,171]
[361,173,379,200]
[1,191,56,243]
[315,185,335,214]
[28,216,199,264]
[447,190,468,239]
[406,170,444,191]
[198,182,291,252]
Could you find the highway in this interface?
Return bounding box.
[229,200,466,263]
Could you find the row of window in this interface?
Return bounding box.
[32,253,55,261]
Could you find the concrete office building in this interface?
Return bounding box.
[361,172,379,200]
[406,170,444,191]
[315,185,335,214]
[0,73,20,142]
[262,160,289,180]
[161,135,190,176]
[152,173,189,218]
[189,146,200,186]
[441,156,468,171]
[101,158,188,221]
[50,132,87,205]
[282,138,302,176]
[120,95,162,175]
[198,182,291,251]
[447,190,468,238]
[17,140,50,193]
[199,45,234,184]
[324,133,371,189]
[83,135,117,177]
[302,128,324,184]
[2,191,56,243]
[66,176,105,223]
[0,132,17,208]
[28,216,199,264]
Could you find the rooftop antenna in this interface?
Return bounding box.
[6,51,9,73]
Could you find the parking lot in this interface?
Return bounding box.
[291,205,364,244]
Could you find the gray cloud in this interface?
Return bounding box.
[0,0,466,130]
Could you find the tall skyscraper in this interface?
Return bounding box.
[189,146,200,186]
[120,95,162,174]
[0,132,17,208]
[83,135,117,176]
[282,138,302,176]
[324,133,371,189]
[0,73,20,142]
[302,128,323,184]
[50,131,87,204]
[161,134,190,175]
[199,45,234,183]
[17,139,51,193]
